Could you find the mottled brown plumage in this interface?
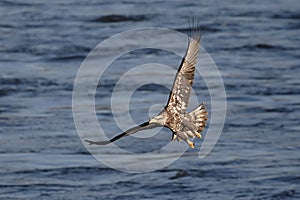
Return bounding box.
[86,26,207,148]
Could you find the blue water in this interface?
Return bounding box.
[1,0,300,199]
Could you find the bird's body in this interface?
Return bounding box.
[86,26,208,148]
[149,102,207,148]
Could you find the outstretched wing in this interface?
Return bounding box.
[166,28,201,113]
[85,122,159,145]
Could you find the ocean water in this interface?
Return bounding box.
[1,0,300,199]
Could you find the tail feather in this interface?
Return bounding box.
[175,103,208,141]
[188,102,208,132]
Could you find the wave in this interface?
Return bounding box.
[90,14,147,23]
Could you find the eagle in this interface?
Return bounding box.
[85,27,208,148]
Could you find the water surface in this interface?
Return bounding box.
[0,0,300,199]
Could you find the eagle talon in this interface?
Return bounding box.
[195,132,202,138]
[188,141,195,149]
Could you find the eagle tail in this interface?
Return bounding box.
[188,102,208,132]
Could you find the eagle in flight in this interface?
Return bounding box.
[86,27,208,148]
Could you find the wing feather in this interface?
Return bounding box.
[85,122,158,145]
[166,28,201,113]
